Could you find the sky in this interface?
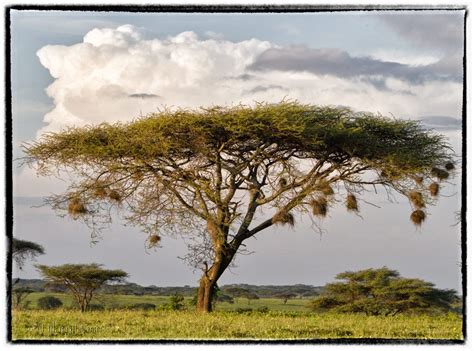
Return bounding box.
[10,9,464,290]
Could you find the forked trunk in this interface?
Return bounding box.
[196,277,214,312]
[196,244,237,313]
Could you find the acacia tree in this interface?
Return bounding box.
[12,238,45,271]
[35,264,128,312]
[310,267,459,316]
[24,102,454,312]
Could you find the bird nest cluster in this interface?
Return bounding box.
[346,193,358,212]
[147,234,161,248]
[92,184,122,203]
[318,182,334,196]
[93,186,108,199]
[413,175,424,185]
[310,197,328,217]
[431,167,450,180]
[107,190,122,202]
[272,210,295,227]
[445,162,455,171]
[410,210,426,226]
[429,182,440,197]
[68,198,88,217]
[408,191,425,209]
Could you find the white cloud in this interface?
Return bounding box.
[36,25,272,135]
[35,24,463,138]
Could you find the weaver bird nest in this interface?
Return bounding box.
[410,210,426,226]
[408,191,425,209]
[310,197,328,217]
[346,193,358,212]
[272,210,295,227]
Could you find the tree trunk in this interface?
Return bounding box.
[197,276,214,312]
[196,244,237,313]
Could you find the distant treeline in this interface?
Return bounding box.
[13,279,323,298]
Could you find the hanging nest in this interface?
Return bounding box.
[413,175,424,185]
[272,210,295,227]
[408,191,425,209]
[310,197,327,217]
[445,162,455,171]
[107,190,122,202]
[429,182,440,197]
[346,193,358,212]
[147,234,161,248]
[410,210,426,226]
[278,177,288,188]
[68,198,88,217]
[319,182,334,196]
[93,186,108,199]
[431,167,449,180]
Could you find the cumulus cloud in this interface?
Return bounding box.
[35,24,463,137]
[36,25,272,134]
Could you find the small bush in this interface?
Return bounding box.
[168,293,185,311]
[128,303,156,311]
[37,296,63,310]
[235,307,253,314]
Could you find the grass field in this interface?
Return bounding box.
[12,293,463,340]
[20,292,311,312]
[12,309,462,340]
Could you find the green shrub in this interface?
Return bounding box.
[168,293,185,311]
[37,296,63,310]
[235,307,253,314]
[256,306,269,313]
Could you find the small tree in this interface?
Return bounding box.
[168,293,185,311]
[24,101,455,312]
[12,238,45,271]
[35,263,127,312]
[12,287,34,310]
[277,292,297,304]
[244,292,260,305]
[310,267,459,316]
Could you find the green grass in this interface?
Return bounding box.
[21,292,311,312]
[13,293,462,340]
[12,309,462,340]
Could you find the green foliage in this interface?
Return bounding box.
[310,267,459,316]
[25,102,451,175]
[168,293,185,311]
[37,296,63,310]
[35,263,128,312]
[12,238,45,270]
